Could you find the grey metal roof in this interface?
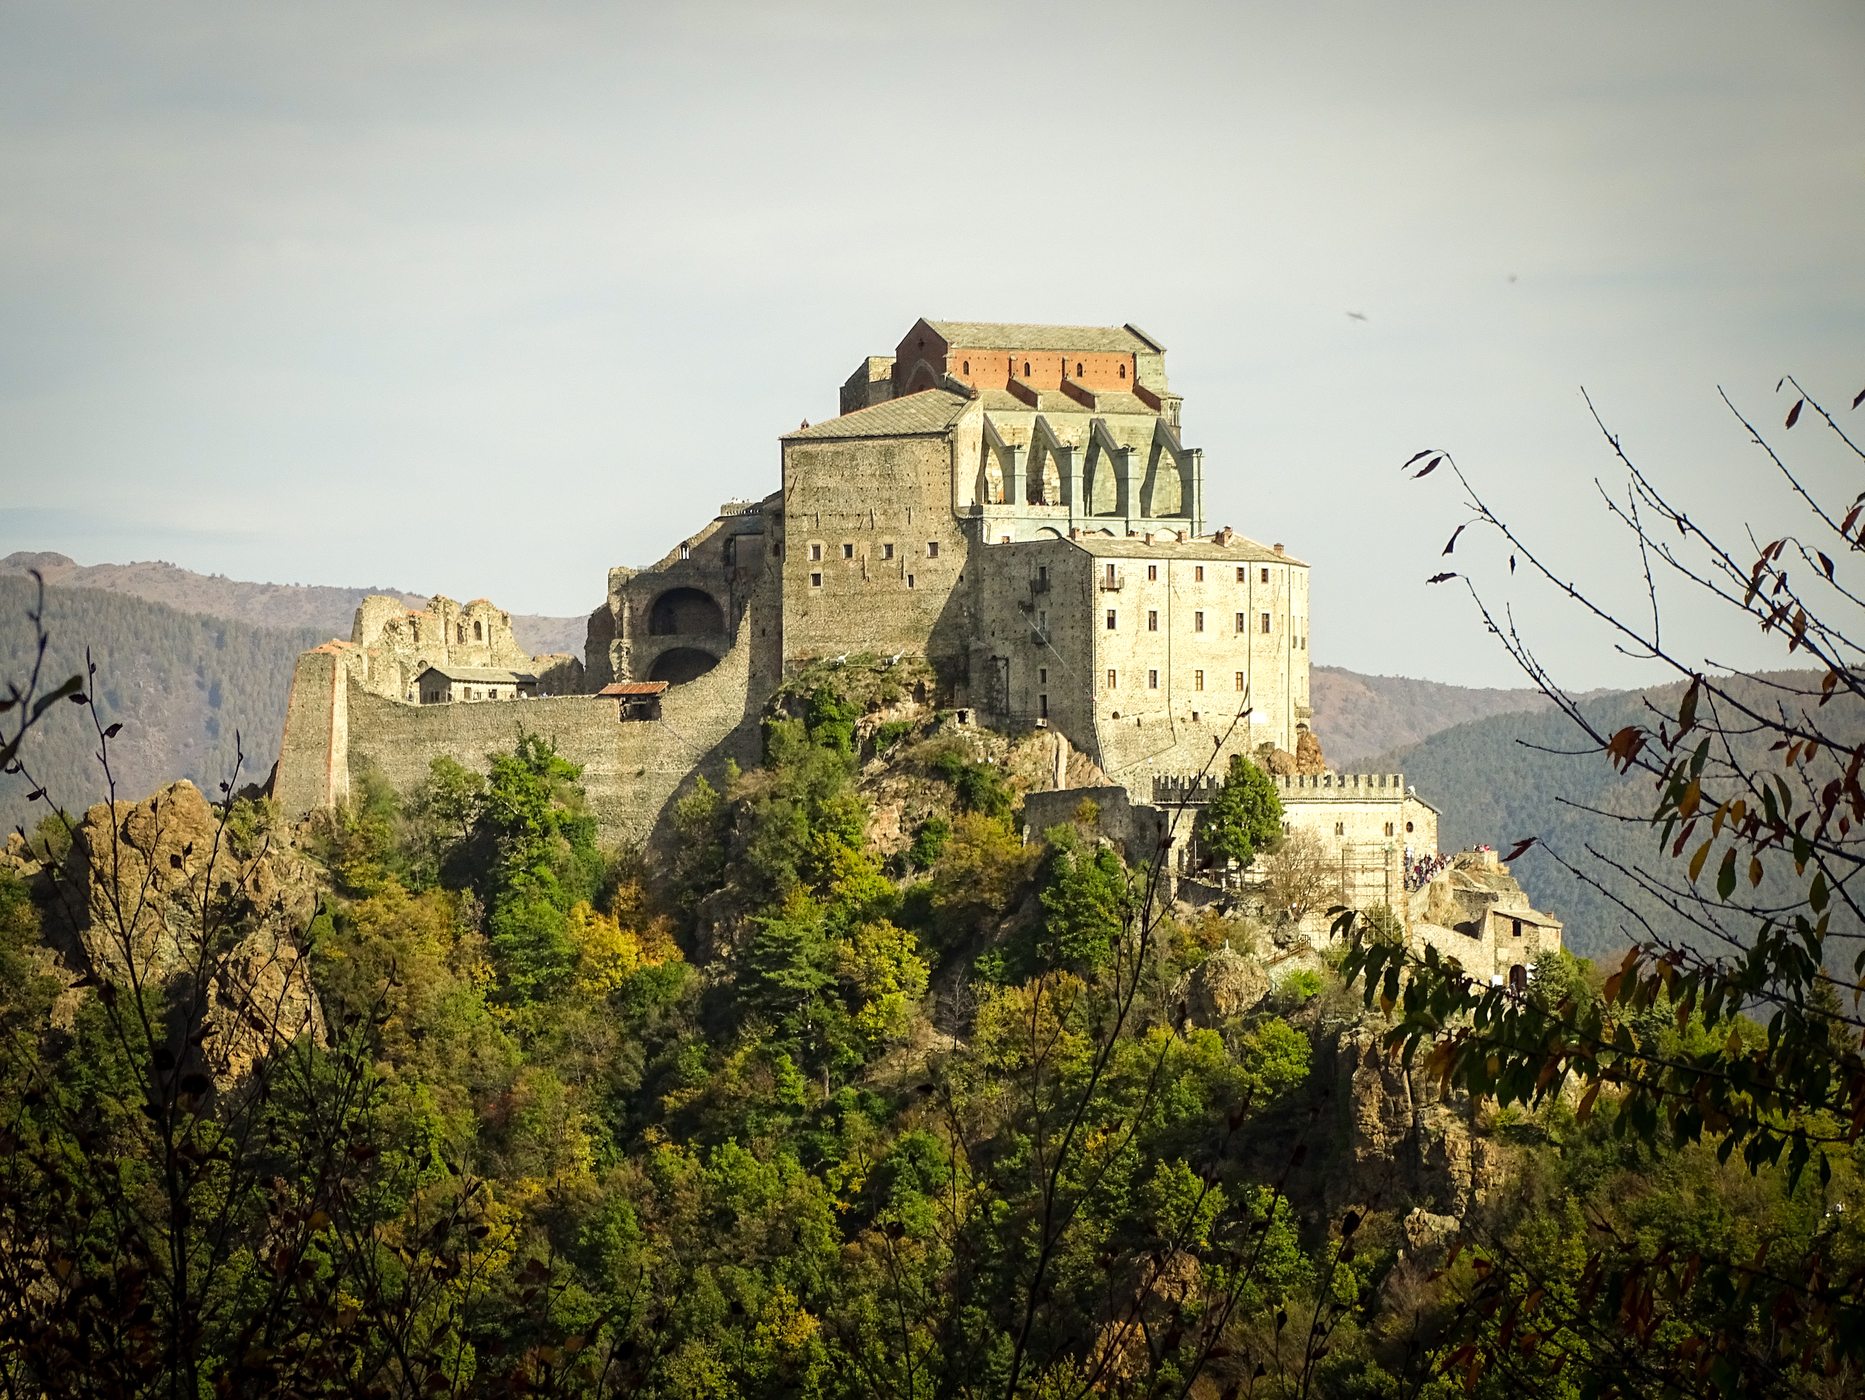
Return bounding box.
[783,389,971,441]
[417,664,537,685]
[924,321,1163,353]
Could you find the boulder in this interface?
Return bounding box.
[1173,944,1270,1029]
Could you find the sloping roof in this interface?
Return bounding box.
[417,665,535,684]
[783,389,970,441]
[597,681,670,697]
[925,321,1163,353]
[1062,533,1307,566]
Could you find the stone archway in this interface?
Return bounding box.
[648,647,721,684]
[648,587,725,637]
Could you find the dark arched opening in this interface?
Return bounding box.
[648,647,721,684]
[648,587,725,637]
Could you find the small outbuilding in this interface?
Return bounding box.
[415,664,539,704]
[597,679,669,721]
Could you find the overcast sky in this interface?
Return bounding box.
[1,1,1860,688]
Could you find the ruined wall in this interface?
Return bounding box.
[344,614,762,847]
[274,645,361,814]
[350,594,583,702]
[780,431,974,679]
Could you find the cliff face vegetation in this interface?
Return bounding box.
[2,652,1855,1398]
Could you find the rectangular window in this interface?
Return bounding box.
[1148,669,1158,689]
[1147,609,1158,632]
[1235,611,1246,633]
[1261,613,1271,634]
[1039,693,1049,718]
[1237,566,1247,582]
[1335,821,1345,836]
[1106,669,1117,690]
[810,572,823,588]
[1235,671,1245,691]
[906,574,916,589]
[1194,565,1204,582]
[1194,669,1204,690]
[842,542,854,559]
[1106,609,1117,630]
[809,543,822,562]
[1038,565,1048,584]
[1261,568,1270,583]
[1147,564,1158,581]
[1104,563,1117,586]
[1038,667,1047,684]
[928,541,940,558]
[882,542,894,560]
[1194,610,1205,632]
[1384,822,1396,837]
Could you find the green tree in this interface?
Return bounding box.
[1038,828,1130,972]
[1194,753,1283,870]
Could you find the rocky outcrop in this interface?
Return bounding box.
[1331,1022,1510,1224]
[1173,944,1270,1029]
[9,781,324,1086]
[1294,729,1327,776]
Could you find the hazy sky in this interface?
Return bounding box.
[1,2,1860,688]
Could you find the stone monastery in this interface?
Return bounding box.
[275,318,1560,984]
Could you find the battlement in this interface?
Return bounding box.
[1153,771,1408,805]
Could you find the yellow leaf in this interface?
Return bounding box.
[1688,839,1713,884]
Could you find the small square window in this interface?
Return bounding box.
[1194,565,1204,582]
[1147,564,1158,581]
[1194,669,1204,691]
[810,572,823,588]
[1148,669,1159,689]
[882,542,894,560]
[842,542,854,559]
[810,542,822,562]
[1194,610,1205,632]
[1147,609,1158,632]
[1106,669,1118,690]
[1106,609,1117,630]
[928,541,940,558]
[1261,613,1272,634]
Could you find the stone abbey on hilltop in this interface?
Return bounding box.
[274,318,1560,984]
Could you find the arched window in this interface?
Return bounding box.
[1076,361,1084,377]
[456,624,465,643]
[1023,360,1031,377]
[473,620,483,641]
[1119,363,1127,380]
[962,360,970,375]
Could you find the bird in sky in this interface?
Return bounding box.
[1346,311,1368,322]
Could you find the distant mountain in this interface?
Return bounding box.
[0,577,325,837]
[1310,665,1551,769]
[0,552,588,658]
[1370,670,1860,959]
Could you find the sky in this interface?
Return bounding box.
[0,1,1860,689]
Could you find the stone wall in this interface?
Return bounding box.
[779,430,975,681]
[274,644,360,814]
[344,614,763,847]
[1020,784,1167,866]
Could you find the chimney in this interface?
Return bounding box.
[1273,542,1285,555]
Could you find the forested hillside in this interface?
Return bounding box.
[1374,670,1863,957]
[3,656,1853,1395]
[0,577,323,834]
[1309,664,1549,768]
[0,551,587,657]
